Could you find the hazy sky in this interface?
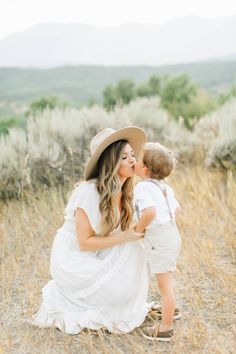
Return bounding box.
[0,0,236,39]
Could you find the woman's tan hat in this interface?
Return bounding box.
[84,126,146,180]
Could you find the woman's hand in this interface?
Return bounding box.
[75,208,143,251]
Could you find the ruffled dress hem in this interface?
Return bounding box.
[30,301,149,335]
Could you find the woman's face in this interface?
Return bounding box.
[117,143,136,182]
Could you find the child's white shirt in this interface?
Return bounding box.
[134,179,180,228]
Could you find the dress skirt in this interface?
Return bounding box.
[30,227,149,334]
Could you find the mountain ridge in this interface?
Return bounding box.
[0,15,236,67]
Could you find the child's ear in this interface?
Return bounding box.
[143,166,148,174]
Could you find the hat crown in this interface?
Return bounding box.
[90,128,115,154]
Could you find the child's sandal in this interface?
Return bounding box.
[142,324,174,341]
[150,303,181,320]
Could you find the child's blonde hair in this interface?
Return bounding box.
[143,142,177,180]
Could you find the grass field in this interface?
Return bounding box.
[0,166,235,353]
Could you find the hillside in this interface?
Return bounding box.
[1,60,236,107]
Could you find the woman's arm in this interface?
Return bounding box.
[135,207,156,233]
[75,208,143,252]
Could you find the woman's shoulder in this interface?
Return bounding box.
[73,179,98,194]
[64,179,101,228]
[69,179,99,204]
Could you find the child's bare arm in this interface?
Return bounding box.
[135,207,156,233]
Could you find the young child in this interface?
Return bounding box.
[134,142,181,342]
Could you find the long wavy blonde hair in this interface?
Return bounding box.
[96,140,134,236]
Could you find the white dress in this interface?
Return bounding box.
[31,181,149,334]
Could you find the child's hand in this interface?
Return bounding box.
[123,229,144,242]
[134,225,145,233]
[131,222,145,234]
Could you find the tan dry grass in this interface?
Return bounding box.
[0,166,235,353]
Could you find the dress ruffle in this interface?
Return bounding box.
[30,280,148,334]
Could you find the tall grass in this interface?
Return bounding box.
[0,166,235,353]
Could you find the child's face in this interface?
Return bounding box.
[134,150,147,178]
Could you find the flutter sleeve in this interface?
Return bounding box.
[64,181,100,232]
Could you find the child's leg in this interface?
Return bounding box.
[156,272,175,331]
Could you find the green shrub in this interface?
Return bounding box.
[103,74,218,129]
[218,86,236,105]
[103,80,135,110]
[136,75,161,97]
[102,85,117,110]
[28,96,68,116]
[160,75,197,126]
[0,116,18,136]
[178,89,218,129]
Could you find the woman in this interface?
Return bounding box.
[31,127,149,334]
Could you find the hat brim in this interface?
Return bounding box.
[84,126,146,180]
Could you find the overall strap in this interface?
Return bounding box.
[145,179,174,222]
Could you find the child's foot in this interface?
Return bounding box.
[150,303,181,320]
[142,324,174,342]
